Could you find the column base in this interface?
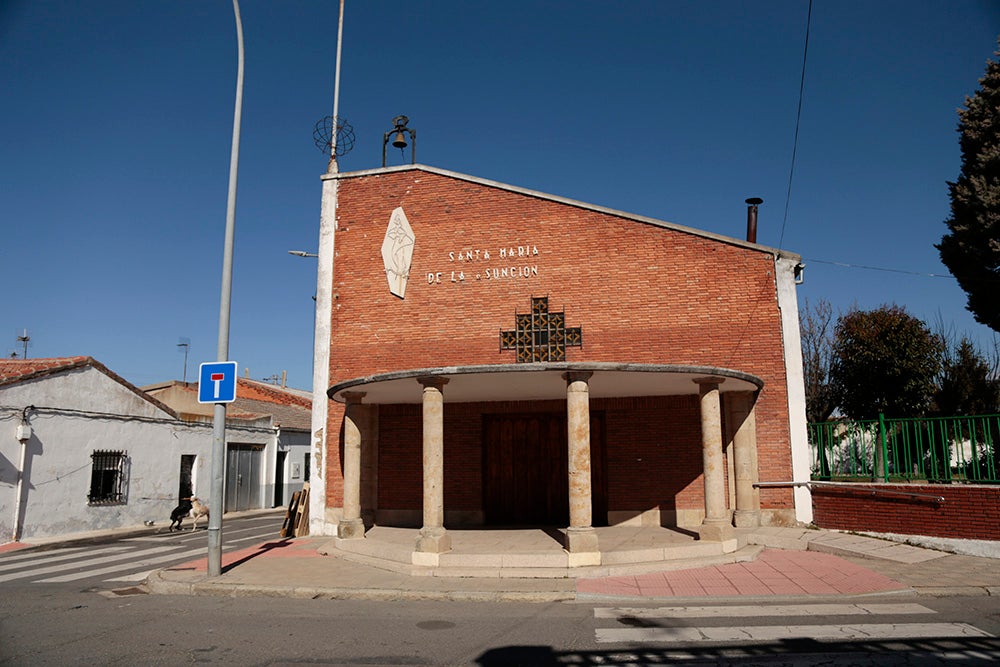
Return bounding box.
[733,509,761,528]
[697,519,735,542]
[563,526,600,553]
[415,526,452,554]
[337,517,365,539]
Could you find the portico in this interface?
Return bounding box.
[330,362,763,566]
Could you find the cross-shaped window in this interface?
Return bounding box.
[500,297,582,362]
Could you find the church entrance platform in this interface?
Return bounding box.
[319,525,775,578]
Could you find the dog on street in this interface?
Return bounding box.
[168,498,192,531]
[188,496,210,531]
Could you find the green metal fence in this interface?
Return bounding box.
[809,414,1000,483]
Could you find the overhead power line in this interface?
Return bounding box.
[805,257,955,279]
[779,0,813,250]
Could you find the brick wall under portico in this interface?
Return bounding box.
[373,396,711,525]
[323,168,797,522]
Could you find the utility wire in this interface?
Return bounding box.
[804,257,954,279]
[779,0,812,250]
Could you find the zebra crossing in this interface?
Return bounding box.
[0,514,281,587]
[591,603,1000,661]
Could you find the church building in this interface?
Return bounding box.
[309,164,810,566]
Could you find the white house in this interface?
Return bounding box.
[143,377,312,511]
[0,357,282,542]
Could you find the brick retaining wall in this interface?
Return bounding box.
[811,483,1000,540]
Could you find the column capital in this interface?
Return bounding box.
[562,371,594,384]
[417,376,450,391]
[693,376,725,390]
[341,391,366,404]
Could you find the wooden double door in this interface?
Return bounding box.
[482,412,606,526]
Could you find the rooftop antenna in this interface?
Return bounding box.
[313,116,355,165]
[312,0,350,174]
[177,337,191,383]
[15,329,30,359]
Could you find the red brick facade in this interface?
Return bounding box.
[324,167,799,526]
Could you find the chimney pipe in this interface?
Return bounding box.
[745,197,763,243]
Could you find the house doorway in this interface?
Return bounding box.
[225,443,263,511]
[482,412,606,526]
[274,450,287,507]
[177,454,195,503]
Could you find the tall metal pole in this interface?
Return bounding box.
[309,0,344,535]
[332,0,344,169]
[208,0,245,578]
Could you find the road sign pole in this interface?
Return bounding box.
[208,0,245,578]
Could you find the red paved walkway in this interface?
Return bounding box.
[168,538,322,572]
[576,549,909,598]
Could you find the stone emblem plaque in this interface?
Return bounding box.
[381,206,415,298]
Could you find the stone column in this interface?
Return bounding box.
[729,391,761,528]
[694,377,735,541]
[562,371,599,562]
[337,392,366,539]
[414,377,451,562]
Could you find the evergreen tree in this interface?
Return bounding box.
[934,337,1000,416]
[830,306,944,419]
[938,41,1000,332]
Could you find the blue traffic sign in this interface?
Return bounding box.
[198,361,238,404]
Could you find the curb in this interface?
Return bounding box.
[912,586,999,597]
[145,570,997,603]
[145,575,1000,602]
[144,571,575,602]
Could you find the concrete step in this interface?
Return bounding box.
[319,535,763,579]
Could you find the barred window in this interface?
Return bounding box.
[89,450,128,505]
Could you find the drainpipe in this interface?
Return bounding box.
[12,407,34,542]
[745,197,763,243]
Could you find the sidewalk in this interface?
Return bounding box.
[143,526,1000,602]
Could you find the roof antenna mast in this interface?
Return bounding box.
[15,329,30,359]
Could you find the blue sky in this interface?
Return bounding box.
[2,1,998,390]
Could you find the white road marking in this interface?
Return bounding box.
[0,547,129,574]
[104,570,156,583]
[594,603,937,619]
[0,545,175,583]
[35,547,207,583]
[0,546,89,566]
[595,623,993,643]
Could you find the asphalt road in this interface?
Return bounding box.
[2,586,999,664]
[0,510,285,591]
[3,514,999,665]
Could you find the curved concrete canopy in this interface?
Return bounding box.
[329,362,762,404]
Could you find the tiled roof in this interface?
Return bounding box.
[0,356,91,386]
[0,356,179,417]
[142,379,312,431]
[236,378,312,408]
[233,397,311,430]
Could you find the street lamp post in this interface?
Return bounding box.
[207,0,245,578]
[288,251,319,378]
